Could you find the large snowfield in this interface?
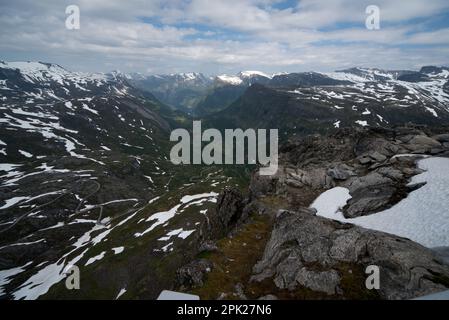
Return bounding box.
[311,157,449,248]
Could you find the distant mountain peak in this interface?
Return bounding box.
[2,61,67,72]
[216,74,243,85]
[238,70,272,79]
[215,71,272,86]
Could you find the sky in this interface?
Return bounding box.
[1,0,449,75]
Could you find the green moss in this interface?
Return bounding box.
[189,214,273,299]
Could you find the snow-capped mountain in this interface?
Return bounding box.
[0,61,236,300]
[131,66,449,120]
[205,66,449,138]
[2,60,449,300]
[238,70,272,79]
[141,72,212,85]
[0,61,112,101]
[318,66,449,123]
[215,70,272,86]
[215,74,244,86]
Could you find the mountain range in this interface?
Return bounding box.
[0,61,243,299]
[1,60,449,300]
[129,66,449,133]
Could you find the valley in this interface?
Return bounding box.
[1,61,449,300]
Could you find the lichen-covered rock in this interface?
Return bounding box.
[251,210,449,299]
[342,172,397,218]
[192,127,449,300]
[198,240,218,253]
[409,135,441,148]
[327,164,356,181]
[369,151,388,162]
[341,163,418,218]
[176,259,213,289]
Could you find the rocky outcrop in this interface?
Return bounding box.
[244,126,449,299]
[327,164,356,181]
[176,188,247,291]
[197,187,247,240]
[176,259,213,290]
[184,126,449,300]
[249,126,449,218]
[251,209,449,299]
[341,169,407,218]
[406,135,441,152]
[210,188,247,237]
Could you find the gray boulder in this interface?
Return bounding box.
[327,164,356,181]
[198,240,218,253]
[358,156,372,165]
[369,151,387,162]
[406,135,441,151]
[251,210,449,300]
[342,172,396,218]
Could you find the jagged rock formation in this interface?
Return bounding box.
[251,209,449,299]
[3,60,449,300]
[251,126,449,218]
[211,188,247,236]
[249,126,449,298]
[186,126,449,299]
[131,66,449,121]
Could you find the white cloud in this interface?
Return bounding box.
[0,0,448,74]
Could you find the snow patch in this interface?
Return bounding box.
[311,157,449,248]
[116,288,127,299]
[19,150,33,158]
[355,120,368,127]
[112,247,124,255]
[85,251,106,266]
[217,75,243,85]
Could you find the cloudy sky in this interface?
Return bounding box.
[1,0,449,75]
